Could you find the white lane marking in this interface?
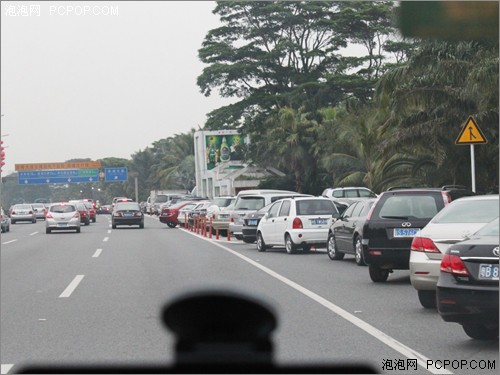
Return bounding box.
[107,230,111,234]
[59,275,84,298]
[184,230,452,375]
[29,231,38,236]
[103,237,109,242]
[1,364,14,374]
[92,249,103,258]
[1,240,17,245]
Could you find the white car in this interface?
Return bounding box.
[256,197,338,254]
[410,194,499,308]
[45,202,81,234]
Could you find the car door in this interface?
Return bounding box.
[258,201,282,245]
[334,202,359,252]
[273,199,291,246]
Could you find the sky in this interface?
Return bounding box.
[1,1,235,175]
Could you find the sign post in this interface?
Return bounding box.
[455,116,487,192]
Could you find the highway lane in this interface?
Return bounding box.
[1,215,498,374]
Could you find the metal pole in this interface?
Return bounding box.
[134,176,139,203]
[470,144,476,193]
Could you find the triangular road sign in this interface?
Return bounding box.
[456,116,488,145]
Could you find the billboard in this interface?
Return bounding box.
[205,133,245,170]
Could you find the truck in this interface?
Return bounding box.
[146,190,189,215]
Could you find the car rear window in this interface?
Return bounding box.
[377,195,439,220]
[115,203,140,211]
[432,199,499,224]
[50,204,76,213]
[296,200,336,215]
[234,197,265,210]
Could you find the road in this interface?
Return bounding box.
[1,215,498,374]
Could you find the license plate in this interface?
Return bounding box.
[394,228,420,237]
[57,223,68,227]
[219,214,229,219]
[478,264,499,280]
[311,218,327,225]
[247,219,258,226]
[124,213,134,217]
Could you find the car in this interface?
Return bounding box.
[230,190,310,240]
[361,186,475,283]
[326,199,377,266]
[187,201,213,228]
[241,203,273,244]
[70,201,91,225]
[256,197,338,254]
[409,194,499,308]
[322,187,377,200]
[112,201,144,229]
[81,200,97,223]
[437,218,499,340]
[45,202,81,234]
[9,204,36,224]
[178,202,200,227]
[160,200,197,228]
[112,197,132,210]
[31,203,48,220]
[1,208,11,233]
[210,202,234,237]
[98,205,112,215]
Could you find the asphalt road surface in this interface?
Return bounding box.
[1,215,498,374]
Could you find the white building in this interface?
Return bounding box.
[193,130,284,198]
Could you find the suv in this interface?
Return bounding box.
[361,186,474,282]
[322,187,377,200]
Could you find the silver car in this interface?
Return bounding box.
[45,203,81,234]
[9,204,36,224]
[410,194,499,308]
[31,203,48,220]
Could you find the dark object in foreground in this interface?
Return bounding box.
[19,290,377,374]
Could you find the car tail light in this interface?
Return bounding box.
[134,212,143,217]
[46,213,53,219]
[440,254,470,275]
[29,211,33,214]
[366,205,376,221]
[10,211,15,215]
[411,237,440,253]
[292,217,303,229]
[441,191,452,206]
[230,217,234,222]
[73,212,79,219]
[114,212,123,217]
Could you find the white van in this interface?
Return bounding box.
[229,189,310,240]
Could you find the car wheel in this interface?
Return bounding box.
[354,236,366,266]
[235,234,243,240]
[112,224,117,229]
[92,218,96,223]
[285,234,297,254]
[11,220,15,224]
[462,323,498,340]
[166,222,177,228]
[368,265,389,282]
[85,219,90,226]
[46,228,51,234]
[32,219,36,223]
[256,232,267,252]
[327,234,344,260]
[1,227,5,233]
[139,223,144,229]
[242,237,255,244]
[417,290,437,309]
[76,227,81,233]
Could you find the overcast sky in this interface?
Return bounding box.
[1,1,235,175]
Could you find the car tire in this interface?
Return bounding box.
[46,228,51,234]
[235,234,243,240]
[139,223,144,229]
[369,265,389,282]
[285,234,297,254]
[354,236,366,266]
[85,219,90,226]
[462,323,499,340]
[166,222,177,228]
[417,290,437,309]
[256,232,267,252]
[327,234,344,260]
[112,224,117,229]
[92,218,96,223]
[11,220,15,224]
[76,227,81,233]
[32,219,36,223]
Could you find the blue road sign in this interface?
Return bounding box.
[18,169,99,185]
[105,167,128,182]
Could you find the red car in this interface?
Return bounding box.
[159,201,194,228]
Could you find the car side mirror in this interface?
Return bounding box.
[332,212,340,220]
[264,212,270,219]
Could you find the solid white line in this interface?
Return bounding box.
[1,240,17,245]
[59,275,84,298]
[1,364,14,374]
[103,237,109,242]
[92,249,103,258]
[29,232,38,236]
[184,230,452,375]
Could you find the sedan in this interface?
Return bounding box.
[31,203,48,220]
[326,199,377,265]
[410,194,498,308]
[70,201,91,226]
[9,204,36,224]
[241,203,273,244]
[45,203,81,234]
[256,197,338,254]
[160,201,196,228]
[112,201,144,229]
[437,218,499,340]
[1,208,11,233]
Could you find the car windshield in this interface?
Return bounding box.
[474,218,500,237]
[1,2,498,374]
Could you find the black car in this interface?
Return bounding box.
[241,203,273,244]
[326,199,377,266]
[112,201,144,229]
[362,186,474,282]
[437,218,499,340]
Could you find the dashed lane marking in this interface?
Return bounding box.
[59,275,85,298]
[1,364,14,374]
[103,237,109,242]
[92,249,102,258]
[1,239,17,245]
[29,231,38,236]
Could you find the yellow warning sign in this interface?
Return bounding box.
[455,116,487,145]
